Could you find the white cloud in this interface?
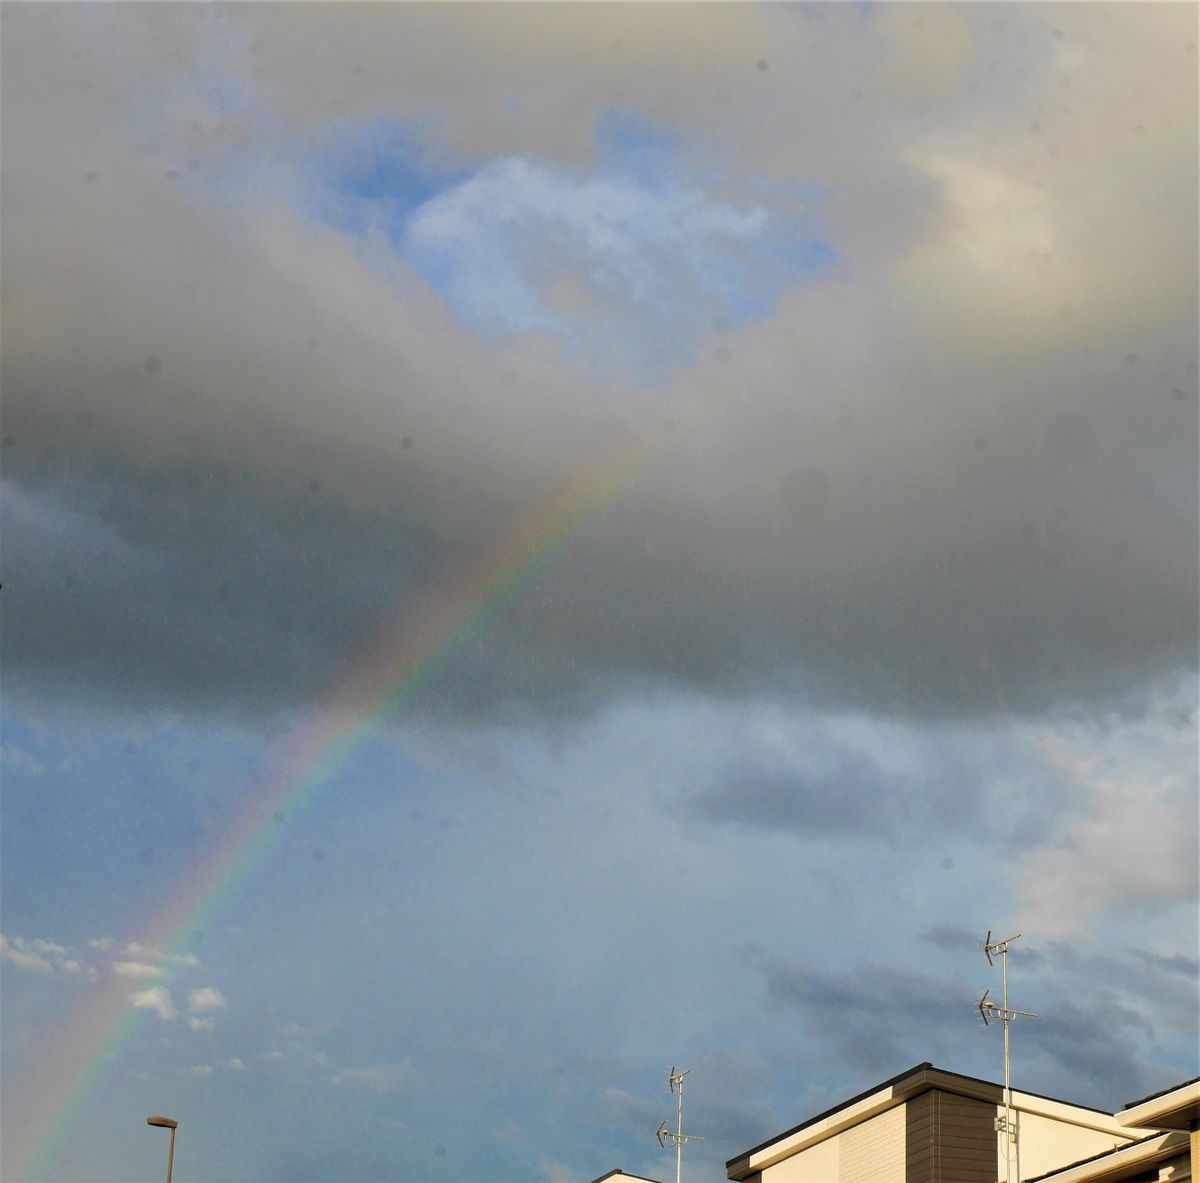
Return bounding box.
[188,1017,215,1032]
[112,961,167,978]
[1,934,83,974]
[0,935,53,973]
[88,937,115,952]
[122,942,199,968]
[129,986,177,1022]
[223,1058,248,1072]
[328,1059,416,1096]
[1016,689,1199,937]
[190,1065,214,1077]
[405,157,776,356]
[187,986,227,1013]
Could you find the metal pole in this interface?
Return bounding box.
[1002,946,1012,1183]
[675,1073,683,1183]
[166,1125,175,1183]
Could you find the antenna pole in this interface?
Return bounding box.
[1002,938,1012,1180]
[675,1070,684,1183]
[980,933,1036,1183]
[658,1067,705,1182]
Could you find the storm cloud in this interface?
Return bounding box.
[2,3,1195,722]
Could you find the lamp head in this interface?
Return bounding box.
[147,1116,178,1129]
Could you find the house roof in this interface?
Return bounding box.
[588,1170,664,1183]
[1116,1075,1200,1131]
[726,1062,1121,1179]
[1121,1074,1200,1111]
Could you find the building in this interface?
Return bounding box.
[723,1062,1197,1183]
[1026,1076,1198,1183]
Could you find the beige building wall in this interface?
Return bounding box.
[840,1102,906,1183]
[1011,1103,1143,1181]
[747,1134,839,1183]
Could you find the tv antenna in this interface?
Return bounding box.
[979,931,1037,1183]
[656,1067,705,1183]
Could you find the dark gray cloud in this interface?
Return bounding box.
[2,3,1195,724]
[691,724,1069,850]
[749,939,1196,1111]
[1131,949,1199,978]
[694,753,895,837]
[1032,997,1152,1103]
[920,925,984,954]
[750,954,970,1075]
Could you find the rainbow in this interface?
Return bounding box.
[14,422,668,1181]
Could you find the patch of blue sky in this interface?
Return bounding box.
[314,108,837,381]
[593,108,681,187]
[307,116,468,244]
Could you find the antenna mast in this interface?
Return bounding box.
[979,931,1037,1183]
[656,1067,705,1183]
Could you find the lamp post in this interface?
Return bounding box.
[146,1116,178,1183]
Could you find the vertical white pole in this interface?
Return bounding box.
[1002,946,1013,1183]
[676,1074,684,1183]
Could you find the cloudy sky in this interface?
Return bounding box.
[1,4,1196,1181]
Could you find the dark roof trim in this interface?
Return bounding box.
[726,1061,1115,1170]
[1121,1075,1200,1111]
[727,1062,936,1168]
[588,1172,663,1183]
[1023,1131,1166,1182]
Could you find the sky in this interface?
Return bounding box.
[1,3,1196,1181]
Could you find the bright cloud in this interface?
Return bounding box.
[1,934,83,974]
[129,986,177,1022]
[1016,691,1199,937]
[187,987,228,1013]
[112,960,167,978]
[123,942,200,968]
[403,155,807,366]
[0,935,52,973]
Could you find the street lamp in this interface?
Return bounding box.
[146,1116,178,1183]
